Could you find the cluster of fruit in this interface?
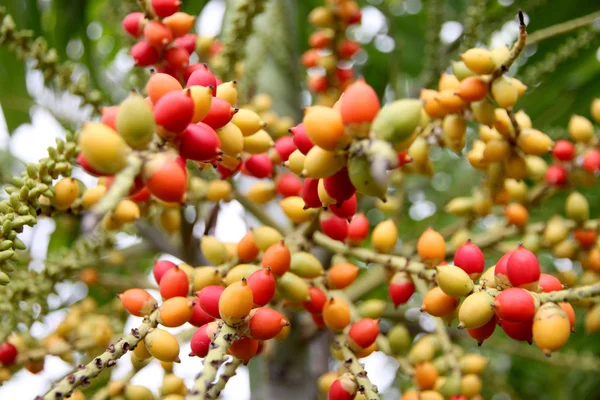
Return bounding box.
[302,0,362,105]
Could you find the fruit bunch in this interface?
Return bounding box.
[302,0,362,105]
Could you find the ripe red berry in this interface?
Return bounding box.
[178,123,221,162]
[320,215,349,241]
[165,46,190,70]
[290,123,314,155]
[340,80,380,126]
[119,288,157,317]
[328,374,357,400]
[189,301,215,327]
[154,90,194,133]
[174,34,197,54]
[348,318,380,349]
[248,308,288,340]
[76,153,108,177]
[574,228,596,249]
[122,12,145,37]
[196,285,225,319]
[247,268,276,306]
[338,40,361,59]
[151,0,181,18]
[144,156,188,202]
[453,240,485,279]
[494,251,513,288]
[228,336,259,365]
[466,314,497,346]
[329,194,357,220]
[217,160,241,179]
[301,178,322,208]
[244,154,273,178]
[347,213,369,245]
[311,313,326,328]
[153,260,176,284]
[302,286,327,314]
[274,136,296,162]
[506,245,540,289]
[336,67,354,82]
[301,49,319,68]
[499,319,533,343]
[545,164,568,186]
[494,288,536,323]
[0,342,18,367]
[159,266,189,299]
[323,167,356,203]
[143,21,173,49]
[583,149,600,173]
[538,273,563,292]
[131,41,160,66]
[261,242,291,276]
[308,75,329,93]
[388,272,415,307]
[202,98,237,129]
[276,173,302,197]
[190,323,217,357]
[187,64,217,95]
[552,140,575,161]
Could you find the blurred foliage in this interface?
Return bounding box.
[0,0,600,399]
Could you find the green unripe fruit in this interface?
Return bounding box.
[452,60,477,80]
[543,216,569,246]
[79,122,130,174]
[372,99,422,143]
[290,252,324,279]
[277,272,310,302]
[117,92,155,149]
[358,299,387,319]
[436,265,474,297]
[388,324,411,355]
[200,235,231,265]
[458,292,495,329]
[348,157,386,200]
[565,191,589,223]
[439,375,461,397]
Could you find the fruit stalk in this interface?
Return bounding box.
[334,334,380,400]
[187,322,238,399]
[492,10,527,80]
[538,282,600,303]
[527,10,600,45]
[233,185,292,234]
[42,310,159,400]
[207,358,242,398]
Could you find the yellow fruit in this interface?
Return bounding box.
[302,146,346,178]
[116,92,155,149]
[461,48,495,75]
[585,303,600,334]
[284,150,305,175]
[505,153,527,180]
[124,385,154,400]
[252,226,283,251]
[252,93,273,112]
[504,178,527,202]
[516,129,553,155]
[162,373,186,395]
[358,299,387,319]
[133,340,152,360]
[216,81,238,106]
[113,199,140,224]
[317,179,335,206]
[494,108,515,139]
[317,372,338,394]
[460,354,488,375]
[372,219,398,253]
[219,279,253,325]
[144,329,180,362]
[224,264,260,286]
[217,123,244,156]
[159,208,181,234]
[568,115,594,142]
[460,374,482,398]
[457,292,495,329]
[525,155,548,181]
[303,106,350,151]
[491,76,519,109]
[201,236,231,265]
[482,138,509,162]
[277,272,310,302]
[190,86,213,123]
[442,114,466,140]
[533,303,571,356]
[246,181,276,204]
[193,267,222,291]
[158,297,194,327]
[79,122,130,174]
[436,265,474,297]
[53,178,80,210]
[438,73,460,91]
[82,185,107,209]
[232,109,265,137]
[591,98,600,124]
[491,45,510,67]
[471,99,496,126]
[445,197,474,215]
[565,191,589,222]
[290,251,324,279]
[207,180,232,202]
[243,129,273,154]
[308,6,334,26]
[280,196,315,223]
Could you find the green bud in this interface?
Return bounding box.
[17,205,30,215]
[42,175,53,185]
[26,163,38,178]
[9,193,21,209]
[11,177,24,187]
[13,238,26,250]
[56,139,65,153]
[0,261,14,273]
[0,250,15,262]
[48,146,58,160]
[19,186,29,200]
[0,240,12,251]
[0,202,10,213]
[5,186,17,194]
[0,271,10,285]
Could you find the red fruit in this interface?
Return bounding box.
[308,76,328,93]
[101,106,119,130]
[583,149,600,173]
[174,34,197,54]
[323,167,355,203]
[274,136,296,162]
[388,274,415,307]
[345,8,362,24]
[144,21,173,49]
[145,157,188,202]
[276,173,302,197]
[552,140,575,161]
[189,302,215,327]
[328,375,357,400]
[467,314,497,345]
[159,266,189,299]
[130,186,151,203]
[494,251,513,288]
[560,302,576,332]
[0,342,18,367]
[574,229,596,249]
[247,268,276,306]
[261,242,291,276]
[302,286,327,314]
[494,288,536,323]
[179,123,221,162]
[340,80,380,126]
[290,123,314,155]
[202,98,237,129]
[453,240,485,279]
[450,397,468,400]
[538,273,563,292]
[119,288,157,317]
[217,160,241,179]
[151,0,181,18]
[309,31,331,48]
[244,154,273,178]
[165,46,190,70]
[187,64,217,95]
[320,215,349,241]
[397,151,412,166]
[338,40,361,59]
[506,245,540,289]
[336,67,354,82]
[76,153,108,177]
[499,319,533,343]
[545,164,568,186]
[347,213,369,244]
[329,194,357,220]
[153,260,176,284]
[301,178,321,208]
[248,308,288,340]
[154,90,194,133]
[196,285,225,319]
[131,41,160,66]
[122,12,145,37]
[184,63,204,81]
[228,336,259,364]
[348,318,380,349]
[190,323,216,357]
[301,49,320,68]
[311,313,326,328]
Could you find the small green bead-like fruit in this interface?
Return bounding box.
[116,92,155,149]
[372,99,422,143]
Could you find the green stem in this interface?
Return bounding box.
[527,11,600,45]
[538,282,600,303]
[207,358,242,398]
[335,334,380,400]
[42,310,159,400]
